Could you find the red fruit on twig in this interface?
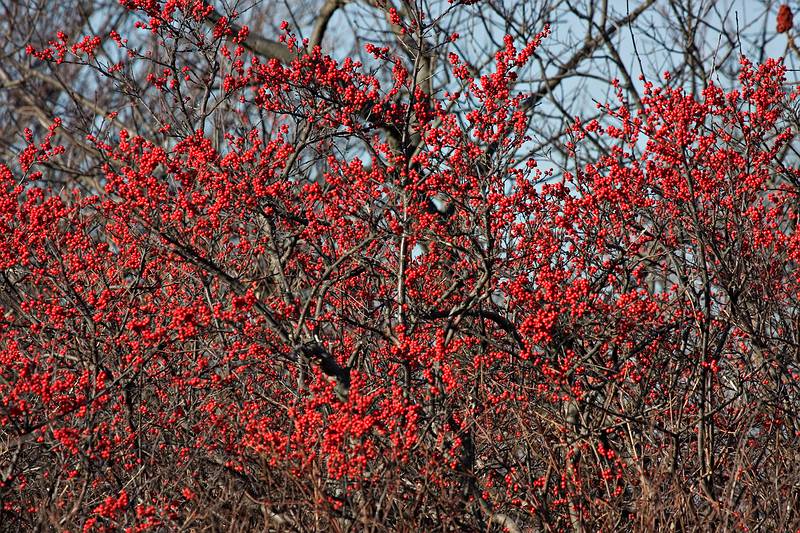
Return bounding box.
[777,4,793,33]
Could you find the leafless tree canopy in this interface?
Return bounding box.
[3,1,798,183]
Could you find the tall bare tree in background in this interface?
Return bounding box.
[3,0,798,183]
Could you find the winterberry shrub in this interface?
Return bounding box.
[2,2,800,532]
